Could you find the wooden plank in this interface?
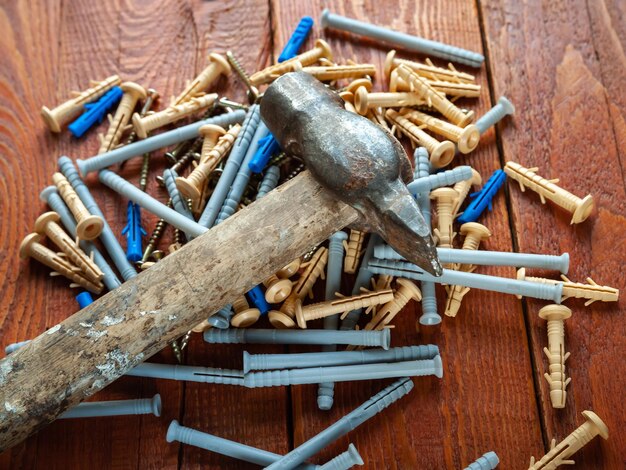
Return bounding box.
[480,0,626,467]
[270,1,543,468]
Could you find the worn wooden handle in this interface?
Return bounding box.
[0,171,359,450]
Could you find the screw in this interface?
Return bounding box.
[59,394,161,419]
[171,53,231,106]
[402,109,480,154]
[138,153,151,192]
[34,211,104,283]
[529,410,608,469]
[265,378,415,470]
[295,289,395,329]
[476,96,515,134]
[57,157,137,281]
[217,97,250,111]
[76,110,245,175]
[226,50,259,102]
[504,162,594,224]
[19,233,103,293]
[538,304,572,409]
[41,75,121,132]
[52,172,104,241]
[98,82,147,154]
[385,109,455,168]
[203,327,391,349]
[39,186,121,290]
[141,204,170,264]
[164,140,194,165]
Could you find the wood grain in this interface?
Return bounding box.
[0,0,623,468]
[271,1,543,468]
[480,0,626,467]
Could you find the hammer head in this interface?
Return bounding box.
[260,72,442,276]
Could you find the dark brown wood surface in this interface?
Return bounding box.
[0,0,623,468]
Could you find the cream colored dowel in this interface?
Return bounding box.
[538,304,572,409]
[302,64,376,81]
[402,109,480,154]
[364,279,422,331]
[41,75,121,132]
[451,168,482,218]
[172,53,231,106]
[430,187,459,248]
[384,50,475,83]
[504,162,594,224]
[52,172,104,241]
[98,82,147,154]
[231,296,261,328]
[354,87,426,115]
[343,229,366,274]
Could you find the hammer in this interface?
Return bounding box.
[0,72,440,449]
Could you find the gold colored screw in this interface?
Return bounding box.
[517,269,619,305]
[132,93,218,139]
[302,64,376,82]
[363,279,422,331]
[230,296,261,328]
[504,162,594,224]
[19,233,103,294]
[176,124,239,203]
[41,75,121,132]
[295,289,395,329]
[98,82,147,154]
[226,51,259,103]
[444,222,491,317]
[343,229,366,274]
[402,109,481,154]
[269,247,328,329]
[250,39,333,86]
[451,168,482,218]
[172,53,231,106]
[395,64,474,127]
[384,50,475,84]
[529,410,608,469]
[34,211,103,284]
[430,187,460,248]
[385,109,455,168]
[538,304,572,409]
[52,173,104,241]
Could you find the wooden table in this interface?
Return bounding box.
[0,0,624,468]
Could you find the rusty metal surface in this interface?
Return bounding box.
[260,72,442,276]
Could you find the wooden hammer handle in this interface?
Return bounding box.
[0,171,358,450]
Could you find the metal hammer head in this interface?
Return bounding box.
[260,72,442,276]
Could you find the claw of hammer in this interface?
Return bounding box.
[260,71,442,276]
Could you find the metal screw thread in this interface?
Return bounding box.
[179,331,192,352]
[171,141,201,173]
[226,51,255,92]
[269,152,289,166]
[141,200,171,263]
[139,153,150,191]
[173,228,181,245]
[285,162,305,181]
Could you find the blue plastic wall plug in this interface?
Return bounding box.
[248,133,282,174]
[122,201,147,262]
[456,169,506,224]
[246,285,270,315]
[278,16,315,62]
[68,86,123,138]
[75,291,94,309]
